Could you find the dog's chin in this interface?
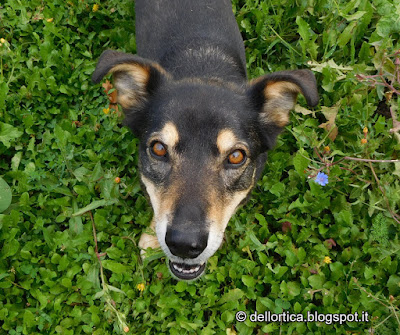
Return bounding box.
[168,260,206,280]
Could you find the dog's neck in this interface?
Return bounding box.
[155,41,247,84]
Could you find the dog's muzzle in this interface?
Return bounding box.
[165,224,208,280]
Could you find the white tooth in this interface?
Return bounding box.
[194,266,200,272]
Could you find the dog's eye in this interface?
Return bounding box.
[227,149,246,166]
[151,141,168,158]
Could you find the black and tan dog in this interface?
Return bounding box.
[92,0,318,280]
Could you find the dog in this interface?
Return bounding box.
[92,0,318,280]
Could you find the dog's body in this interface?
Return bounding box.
[93,0,318,280]
[135,1,247,82]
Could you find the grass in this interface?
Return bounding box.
[1,0,400,334]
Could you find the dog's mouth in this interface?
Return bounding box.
[168,260,206,280]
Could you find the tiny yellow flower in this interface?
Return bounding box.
[361,138,367,144]
[0,38,5,44]
[323,256,332,264]
[93,4,99,12]
[136,283,145,291]
[324,146,330,152]
[123,326,130,333]
[46,18,54,23]
[363,127,368,134]
[103,108,110,114]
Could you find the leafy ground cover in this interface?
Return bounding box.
[1,0,400,334]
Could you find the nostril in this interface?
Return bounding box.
[165,228,208,259]
[187,243,204,258]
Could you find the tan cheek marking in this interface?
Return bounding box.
[207,188,252,233]
[159,122,180,148]
[207,170,256,232]
[140,175,182,218]
[216,129,239,154]
[141,175,162,218]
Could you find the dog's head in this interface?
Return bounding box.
[93,50,318,280]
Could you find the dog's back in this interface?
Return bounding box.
[135,0,247,82]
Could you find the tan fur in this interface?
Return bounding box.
[216,129,239,154]
[207,169,256,232]
[138,219,160,252]
[139,174,182,256]
[141,123,182,216]
[112,64,150,85]
[111,62,170,81]
[147,122,182,166]
[264,81,300,100]
[261,81,301,127]
[110,63,170,109]
[112,65,149,109]
[259,106,291,127]
[159,122,180,148]
[141,175,181,218]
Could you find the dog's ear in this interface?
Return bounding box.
[92,50,170,133]
[248,69,318,149]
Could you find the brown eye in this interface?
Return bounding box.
[151,141,167,158]
[227,149,246,165]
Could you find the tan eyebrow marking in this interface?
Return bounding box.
[158,122,179,148]
[148,122,179,147]
[216,129,239,154]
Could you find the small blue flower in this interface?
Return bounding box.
[314,172,329,186]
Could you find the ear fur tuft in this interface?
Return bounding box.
[249,69,318,127]
[248,69,318,149]
[92,50,169,110]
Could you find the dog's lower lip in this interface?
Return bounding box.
[169,260,205,280]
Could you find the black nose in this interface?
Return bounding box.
[165,227,208,259]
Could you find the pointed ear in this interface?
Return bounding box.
[92,50,170,133]
[248,69,318,148]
